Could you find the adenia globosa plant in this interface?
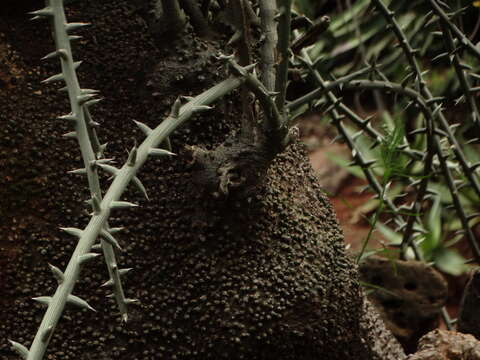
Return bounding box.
[6,0,480,359]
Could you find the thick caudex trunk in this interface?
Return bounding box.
[0,1,403,359]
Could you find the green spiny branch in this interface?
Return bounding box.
[294,48,430,263]
[370,0,480,268]
[372,0,480,197]
[439,19,480,133]
[8,2,248,358]
[37,0,132,323]
[426,0,480,62]
[9,74,245,360]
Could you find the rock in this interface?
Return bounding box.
[359,256,448,353]
[458,269,480,340]
[406,329,480,360]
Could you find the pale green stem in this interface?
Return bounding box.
[24,76,244,360]
[258,0,278,92]
[46,0,129,320]
[275,0,292,113]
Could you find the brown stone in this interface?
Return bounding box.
[359,256,448,353]
[406,329,480,360]
[458,269,480,340]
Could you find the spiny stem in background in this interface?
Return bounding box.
[291,21,473,309]
[426,0,480,62]
[374,0,480,199]
[370,0,480,267]
[293,43,384,141]
[300,66,399,266]
[356,0,480,329]
[357,118,407,263]
[290,15,330,55]
[439,19,480,132]
[356,185,387,264]
[289,78,430,114]
[399,136,435,259]
[294,46,424,262]
[287,67,390,112]
[399,16,476,259]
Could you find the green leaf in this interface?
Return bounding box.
[324,152,366,179]
[379,111,407,182]
[427,195,442,247]
[376,221,401,244]
[433,248,469,276]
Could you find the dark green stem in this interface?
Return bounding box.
[426,0,480,61]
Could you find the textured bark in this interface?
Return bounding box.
[0,1,404,359]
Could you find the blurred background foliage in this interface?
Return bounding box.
[290,0,480,278]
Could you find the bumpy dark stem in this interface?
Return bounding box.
[188,57,288,197]
[186,137,272,199]
[372,0,480,200]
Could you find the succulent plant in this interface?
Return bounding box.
[6,0,480,358]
